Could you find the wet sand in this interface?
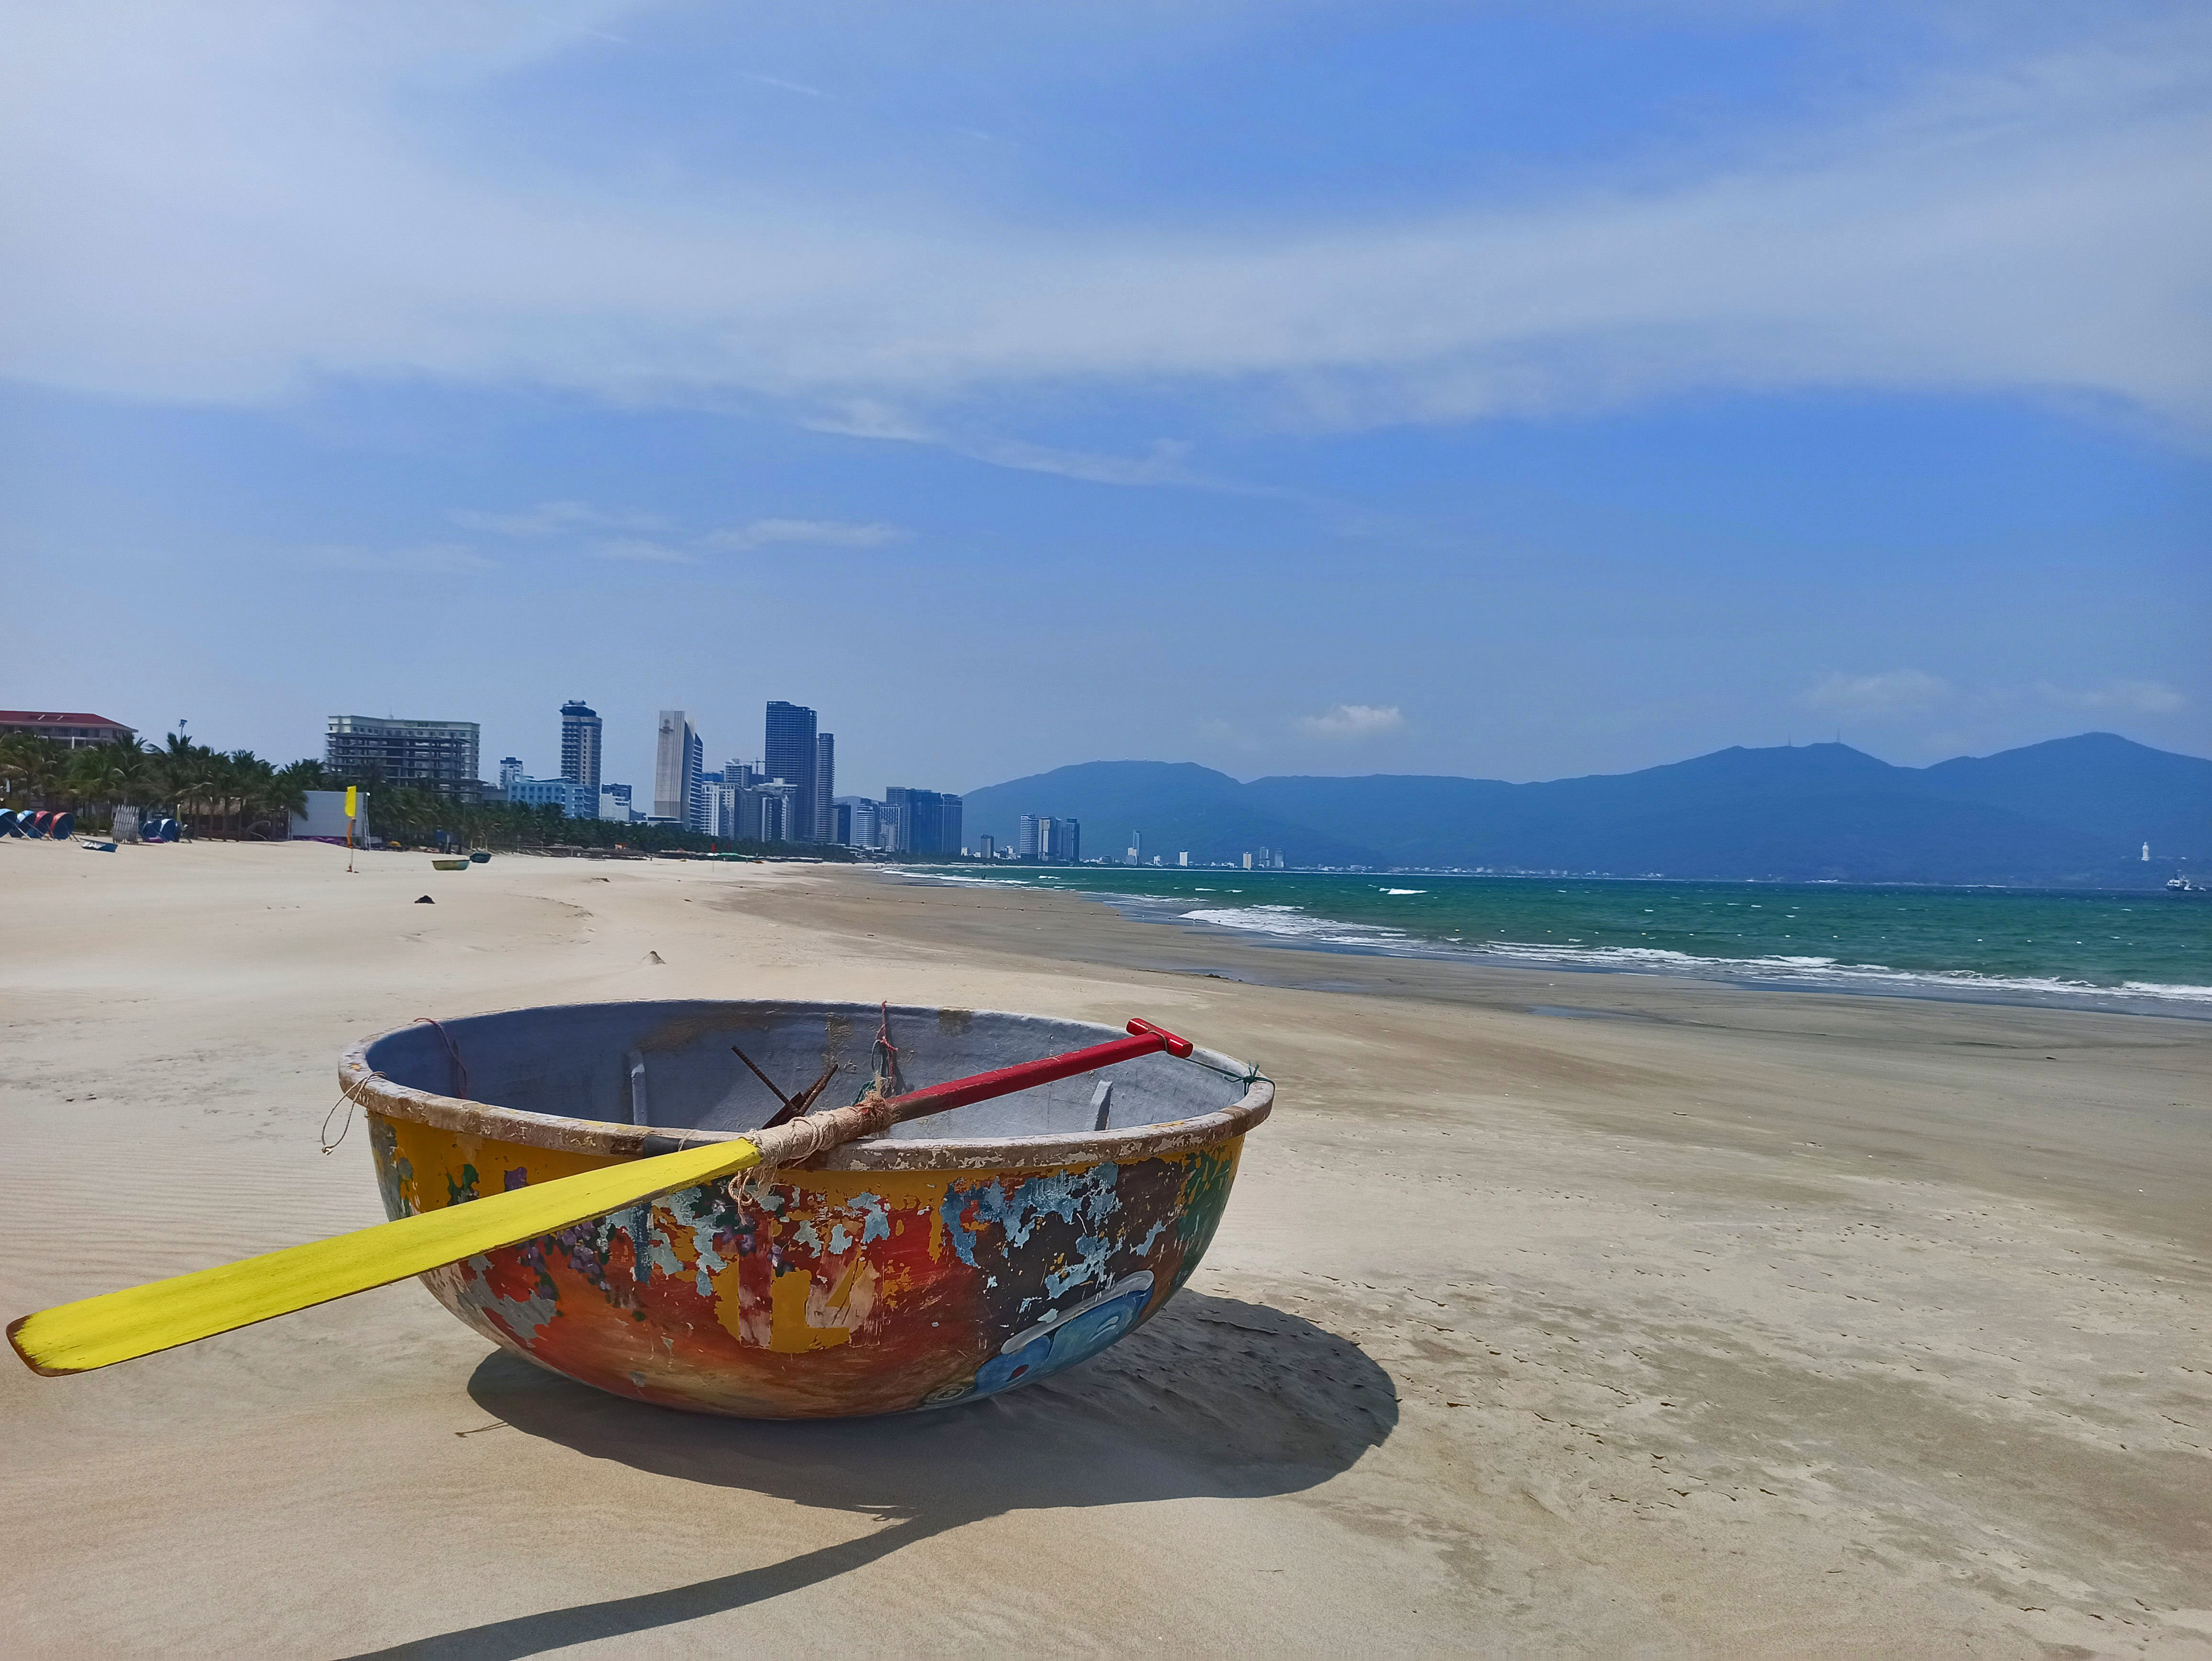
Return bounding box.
[2,844,2207,1656]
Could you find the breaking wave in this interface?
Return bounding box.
[1170,902,2212,1009]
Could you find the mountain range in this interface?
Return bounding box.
[957,733,2212,886]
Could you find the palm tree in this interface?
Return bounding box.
[61,737,154,827]
[269,759,323,827]
[0,733,66,807]
[151,735,221,836]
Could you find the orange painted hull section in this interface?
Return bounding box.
[368,1112,1243,1417]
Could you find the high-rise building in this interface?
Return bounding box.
[976,834,995,860]
[559,700,602,792]
[840,797,880,850]
[764,701,818,842]
[498,756,524,794]
[886,787,962,856]
[599,783,633,822]
[814,732,834,846]
[1127,830,1140,863]
[756,780,803,842]
[1017,815,1039,859]
[1177,851,1190,867]
[712,782,757,841]
[687,751,712,833]
[653,711,703,825]
[326,716,482,800]
[1058,818,1080,864]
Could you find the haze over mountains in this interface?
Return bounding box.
[961,734,2212,887]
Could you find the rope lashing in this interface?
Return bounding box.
[1179,1050,1272,1091]
[413,1017,469,1100]
[320,1069,386,1154]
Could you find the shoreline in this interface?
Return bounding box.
[885,865,2212,1020]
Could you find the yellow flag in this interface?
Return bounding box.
[344,786,357,819]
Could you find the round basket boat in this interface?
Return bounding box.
[342,1001,1271,1419]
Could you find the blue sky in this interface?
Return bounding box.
[3,1,2205,796]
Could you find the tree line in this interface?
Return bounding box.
[0,733,319,839]
[0,730,866,857]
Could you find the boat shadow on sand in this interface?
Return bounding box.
[348,1291,1396,1661]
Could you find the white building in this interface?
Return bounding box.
[288,789,369,844]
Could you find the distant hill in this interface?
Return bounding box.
[960,733,2212,886]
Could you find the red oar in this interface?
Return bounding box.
[10,1018,1195,1377]
[873,1016,1192,1123]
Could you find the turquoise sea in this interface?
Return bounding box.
[907,868,2212,1016]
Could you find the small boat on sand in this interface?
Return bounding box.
[343,1000,1270,1418]
[431,857,470,870]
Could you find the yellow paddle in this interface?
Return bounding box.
[7,1019,1193,1377]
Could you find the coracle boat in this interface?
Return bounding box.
[342,1001,1271,1418]
[431,857,470,871]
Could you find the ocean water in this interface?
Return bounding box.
[905,868,2212,1015]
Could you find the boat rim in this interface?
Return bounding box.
[340,1002,1272,1173]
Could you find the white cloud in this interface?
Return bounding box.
[451,501,664,537]
[701,518,905,551]
[591,537,695,563]
[2,7,2206,434]
[804,405,1224,491]
[1804,669,1953,714]
[305,541,498,573]
[1296,703,1405,739]
[2040,678,2187,714]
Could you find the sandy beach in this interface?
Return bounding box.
[2,842,2207,1658]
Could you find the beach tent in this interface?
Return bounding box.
[50,812,75,840]
[0,810,21,838]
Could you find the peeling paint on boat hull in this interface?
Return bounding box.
[366,1113,1245,1417]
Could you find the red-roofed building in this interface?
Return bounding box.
[0,710,136,748]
